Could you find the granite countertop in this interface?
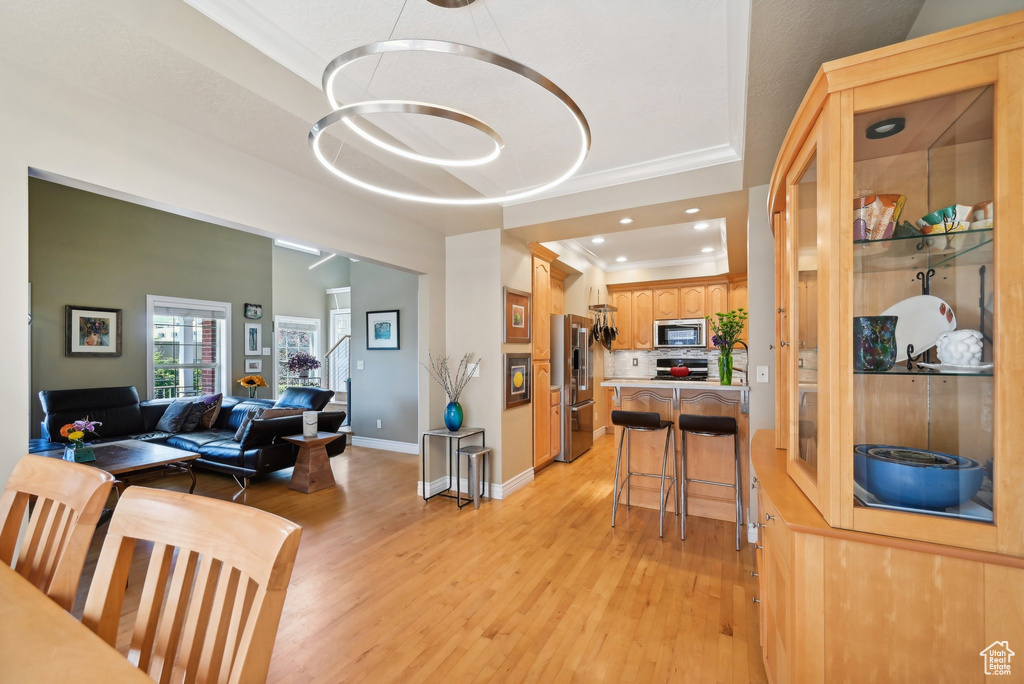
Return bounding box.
[601,378,749,391]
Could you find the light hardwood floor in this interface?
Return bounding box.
[73,434,767,683]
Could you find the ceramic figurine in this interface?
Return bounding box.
[935,329,984,366]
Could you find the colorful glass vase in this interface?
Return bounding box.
[444,401,464,432]
[853,316,898,371]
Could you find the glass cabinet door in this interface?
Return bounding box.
[785,115,828,516]
[848,75,998,545]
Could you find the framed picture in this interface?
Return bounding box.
[65,305,122,357]
[244,359,263,372]
[504,353,532,409]
[366,309,400,350]
[503,287,531,343]
[244,322,262,356]
[244,303,263,319]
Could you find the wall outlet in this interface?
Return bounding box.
[469,362,481,378]
[632,358,638,367]
[756,365,770,383]
[376,419,382,429]
[357,360,364,370]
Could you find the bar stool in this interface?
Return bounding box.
[611,410,678,538]
[678,414,743,550]
[457,445,491,509]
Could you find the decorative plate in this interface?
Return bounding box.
[918,362,993,373]
[880,294,956,362]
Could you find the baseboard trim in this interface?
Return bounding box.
[417,467,535,502]
[350,436,418,454]
[593,426,607,439]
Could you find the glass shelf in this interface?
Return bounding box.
[854,482,993,523]
[853,228,993,274]
[854,365,993,377]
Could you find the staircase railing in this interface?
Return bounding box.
[323,335,351,425]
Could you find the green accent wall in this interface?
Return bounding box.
[28,178,274,435]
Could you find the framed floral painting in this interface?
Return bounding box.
[65,305,122,357]
[503,287,531,343]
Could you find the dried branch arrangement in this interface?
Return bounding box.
[423,351,480,403]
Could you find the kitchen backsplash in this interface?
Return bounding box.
[605,348,748,382]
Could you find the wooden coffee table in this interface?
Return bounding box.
[39,439,200,494]
[282,432,341,494]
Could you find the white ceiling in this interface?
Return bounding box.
[553,218,728,273]
[184,0,751,205]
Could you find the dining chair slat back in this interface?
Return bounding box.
[0,454,114,610]
[82,486,302,684]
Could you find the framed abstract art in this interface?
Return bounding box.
[65,305,122,357]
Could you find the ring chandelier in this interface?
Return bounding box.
[308,22,592,205]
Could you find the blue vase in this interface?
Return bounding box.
[444,401,464,432]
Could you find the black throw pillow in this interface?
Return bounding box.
[156,399,203,434]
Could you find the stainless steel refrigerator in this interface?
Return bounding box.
[551,314,594,462]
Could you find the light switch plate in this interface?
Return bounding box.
[262,347,271,356]
[632,358,638,367]
[756,365,769,383]
[357,360,364,370]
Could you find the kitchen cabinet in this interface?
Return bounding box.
[679,285,705,318]
[631,290,653,350]
[705,283,729,348]
[531,256,551,362]
[653,287,678,319]
[604,387,615,430]
[610,291,632,350]
[752,431,1024,683]
[769,13,1024,553]
[550,389,561,459]
[550,269,566,316]
[533,362,552,471]
[729,280,748,344]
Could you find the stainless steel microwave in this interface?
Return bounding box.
[654,318,706,348]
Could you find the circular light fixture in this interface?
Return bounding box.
[693,222,710,231]
[619,217,634,225]
[591,237,605,244]
[866,117,906,139]
[426,0,476,7]
[701,247,715,254]
[684,207,700,214]
[615,256,628,263]
[313,39,592,205]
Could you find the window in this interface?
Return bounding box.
[147,296,231,400]
[275,316,321,396]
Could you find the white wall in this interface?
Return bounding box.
[746,185,776,437]
[1,54,447,484]
[907,0,1024,38]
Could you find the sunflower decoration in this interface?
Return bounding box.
[238,374,269,399]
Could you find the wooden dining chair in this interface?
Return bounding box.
[82,486,302,684]
[0,454,115,611]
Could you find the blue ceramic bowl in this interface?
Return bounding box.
[853,444,984,510]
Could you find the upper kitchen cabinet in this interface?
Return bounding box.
[769,15,1024,554]
[729,280,748,344]
[680,285,705,318]
[632,290,654,350]
[705,283,729,348]
[610,290,633,350]
[653,287,678,319]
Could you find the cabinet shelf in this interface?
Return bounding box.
[853,228,993,274]
[853,366,993,378]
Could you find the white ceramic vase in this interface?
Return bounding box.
[935,329,983,366]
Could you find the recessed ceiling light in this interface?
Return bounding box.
[684,207,700,214]
[591,237,605,244]
[619,217,634,224]
[701,247,715,253]
[693,222,710,231]
[615,256,628,262]
[866,117,906,139]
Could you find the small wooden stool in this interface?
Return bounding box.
[457,445,491,509]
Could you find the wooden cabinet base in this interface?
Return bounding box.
[284,433,340,494]
[752,430,1024,683]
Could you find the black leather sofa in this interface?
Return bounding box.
[33,386,346,484]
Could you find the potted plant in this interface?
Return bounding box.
[423,351,480,431]
[60,418,101,463]
[238,374,269,398]
[287,352,321,379]
[707,308,747,386]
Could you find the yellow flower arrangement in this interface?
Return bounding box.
[238,374,268,398]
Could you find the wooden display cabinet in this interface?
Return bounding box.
[760,13,1024,682]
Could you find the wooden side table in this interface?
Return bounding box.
[283,432,341,494]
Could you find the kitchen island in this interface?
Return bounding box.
[601,378,750,530]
